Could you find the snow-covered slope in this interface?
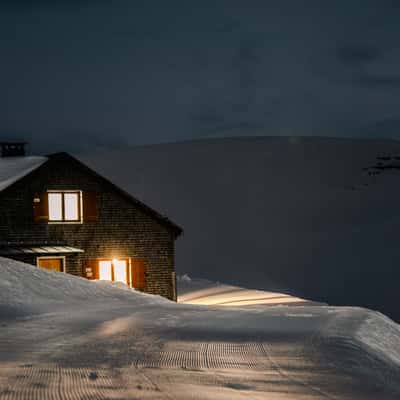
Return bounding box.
[79,136,400,322]
[0,258,399,398]
[320,308,400,388]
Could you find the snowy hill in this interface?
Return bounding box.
[0,257,399,399]
[80,136,400,322]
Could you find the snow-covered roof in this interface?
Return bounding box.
[0,245,84,255]
[0,156,47,192]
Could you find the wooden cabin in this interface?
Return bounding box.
[0,143,182,301]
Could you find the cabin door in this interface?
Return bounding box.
[37,257,64,272]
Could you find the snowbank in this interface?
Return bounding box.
[319,307,400,390]
[0,257,165,319]
[356,311,400,367]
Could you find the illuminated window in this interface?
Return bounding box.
[64,193,79,220]
[97,259,128,284]
[48,193,62,221]
[113,260,127,283]
[99,260,112,280]
[48,191,81,222]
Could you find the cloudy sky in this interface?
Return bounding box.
[1,1,400,153]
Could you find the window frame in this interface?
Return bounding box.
[47,190,83,224]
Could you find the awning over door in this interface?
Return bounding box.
[0,245,84,255]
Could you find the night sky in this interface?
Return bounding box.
[1,1,400,153]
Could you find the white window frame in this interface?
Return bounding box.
[47,190,83,224]
[36,256,66,273]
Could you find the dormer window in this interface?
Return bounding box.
[48,191,81,222]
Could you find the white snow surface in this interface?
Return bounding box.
[0,156,47,191]
[356,313,400,366]
[0,257,399,399]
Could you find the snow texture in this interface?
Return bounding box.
[0,156,47,192]
[0,257,399,399]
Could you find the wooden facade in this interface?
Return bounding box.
[0,152,182,301]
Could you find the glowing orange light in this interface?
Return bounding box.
[113,259,127,283]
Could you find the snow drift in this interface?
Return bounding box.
[318,307,400,391]
[0,256,165,319]
[80,136,400,322]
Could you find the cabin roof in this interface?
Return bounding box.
[0,156,47,192]
[0,152,183,236]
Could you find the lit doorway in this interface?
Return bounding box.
[98,259,129,285]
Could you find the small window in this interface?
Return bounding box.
[48,193,62,220]
[48,191,81,222]
[64,193,79,220]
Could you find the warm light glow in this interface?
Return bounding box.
[178,287,310,306]
[48,193,62,220]
[64,193,79,220]
[98,259,128,284]
[113,260,127,283]
[99,260,112,280]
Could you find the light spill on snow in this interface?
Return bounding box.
[96,316,142,337]
[177,275,320,306]
[0,156,47,191]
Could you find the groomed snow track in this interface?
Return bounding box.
[0,364,119,400]
[134,342,265,370]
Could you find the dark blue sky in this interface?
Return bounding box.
[1,1,400,153]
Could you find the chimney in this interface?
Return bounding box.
[1,142,26,157]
